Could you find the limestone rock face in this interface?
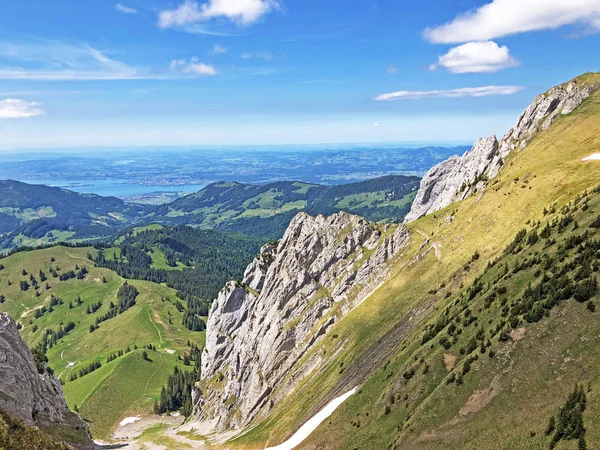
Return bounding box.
[195,211,409,430]
[404,136,499,222]
[0,313,93,448]
[405,78,598,223]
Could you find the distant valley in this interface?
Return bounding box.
[0,144,464,198]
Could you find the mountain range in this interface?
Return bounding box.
[0,175,420,250]
[1,72,600,449]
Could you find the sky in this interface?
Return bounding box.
[0,0,599,150]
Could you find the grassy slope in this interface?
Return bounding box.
[0,410,74,450]
[0,246,205,440]
[231,73,600,449]
[154,176,420,239]
[0,180,151,250]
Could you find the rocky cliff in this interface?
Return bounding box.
[194,211,409,430]
[0,312,93,449]
[404,76,599,223]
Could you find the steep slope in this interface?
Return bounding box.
[0,180,150,250]
[194,211,409,430]
[0,312,93,449]
[201,72,600,449]
[150,175,420,239]
[405,74,599,222]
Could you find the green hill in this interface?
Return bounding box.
[229,73,600,449]
[0,245,204,439]
[0,180,150,249]
[0,175,421,249]
[149,175,420,239]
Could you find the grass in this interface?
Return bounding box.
[138,424,192,449]
[0,410,73,450]
[229,73,600,449]
[0,245,205,440]
[68,349,180,438]
[149,245,187,270]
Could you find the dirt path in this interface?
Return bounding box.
[150,312,164,344]
[141,351,163,402]
[20,302,39,319]
[415,229,442,261]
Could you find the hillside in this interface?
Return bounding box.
[97,225,266,319]
[0,180,150,250]
[0,245,206,440]
[182,72,600,449]
[149,175,420,239]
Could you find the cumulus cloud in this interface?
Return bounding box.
[375,85,524,101]
[159,0,279,29]
[424,0,600,44]
[170,58,217,76]
[115,3,138,14]
[432,41,519,73]
[0,99,46,118]
[210,44,228,54]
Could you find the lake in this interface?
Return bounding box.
[17,179,207,198]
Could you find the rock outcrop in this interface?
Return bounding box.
[0,312,93,449]
[405,77,599,223]
[195,211,409,430]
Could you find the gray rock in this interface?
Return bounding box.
[194,211,409,430]
[405,78,598,223]
[0,312,93,448]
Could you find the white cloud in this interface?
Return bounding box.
[210,44,228,54]
[424,0,600,44]
[115,3,138,14]
[170,58,217,76]
[0,42,215,81]
[372,122,380,127]
[386,64,397,74]
[375,85,524,101]
[0,42,141,80]
[432,41,519,73]
[159,0,279,29]
[240,50,273,60]
[0,99,46,119]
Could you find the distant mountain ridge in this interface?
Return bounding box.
[150,175,420,239]
[0,175,421,248]
[0,180,151,249]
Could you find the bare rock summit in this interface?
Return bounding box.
[405,77,599,223]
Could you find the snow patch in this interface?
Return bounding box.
[119,416,141,427]
[582,153,600,161]
[265,387,358,450]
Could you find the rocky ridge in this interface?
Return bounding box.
[404,76,599,223]
[194,211,409,430]
[0,312,93,449]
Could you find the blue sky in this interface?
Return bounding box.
[0,0,599,150]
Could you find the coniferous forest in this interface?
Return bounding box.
[94,226,264,329]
